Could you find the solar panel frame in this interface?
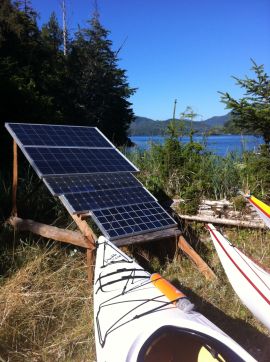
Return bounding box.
[91,202,177,240]
[5,123,114,148]
[5,122,178,241]
[59,186,157,214]
[43,173,148,196]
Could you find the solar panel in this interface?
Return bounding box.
[6,123,112,148]
[60,186,156,213]
[92,202,177,240]
[44,173,143,195]
[5,122,177,241]
[23,147,137,177]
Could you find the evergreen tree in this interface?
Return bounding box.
[69,14,136,145]
[220,60,270,144]
[41,12,63,53]
[0,0,53,123]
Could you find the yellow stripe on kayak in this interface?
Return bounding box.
[250,196,270,217]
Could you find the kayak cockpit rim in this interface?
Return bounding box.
[136,325,245,362]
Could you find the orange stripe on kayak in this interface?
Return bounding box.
[249,196,270,218]
[151,273,186,303]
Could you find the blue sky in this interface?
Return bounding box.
[31,0,270,121]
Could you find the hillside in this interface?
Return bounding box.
[129,114,231,136]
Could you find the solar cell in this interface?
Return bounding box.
[60,186,156,213]
[43,173,143,195]
[92,202,176,240]
[6,123,112,148]
[24,147,137,177]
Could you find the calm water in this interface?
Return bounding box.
[130,135,263,157]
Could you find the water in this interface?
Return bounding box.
[130,135,263,156]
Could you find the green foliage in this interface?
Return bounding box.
[220,60,270,144]
[67,15,136,145]
[0,1,135,172]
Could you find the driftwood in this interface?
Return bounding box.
[178,236,216,280]
[8,216,95,249]
[178,214,267,229]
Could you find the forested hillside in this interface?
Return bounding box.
[129,114,231,136]
[0,0,135,169]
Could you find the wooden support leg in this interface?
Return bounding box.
[12,140,18,216]
[71,214,97,284]
[87,248,95,284]
[178,235,216,281]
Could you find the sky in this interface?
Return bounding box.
[31,0,270,121]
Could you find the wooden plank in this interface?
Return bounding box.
[8,216,94,249]
[178,214,266,229]
[113,227,180,246]
[178,235,216,280]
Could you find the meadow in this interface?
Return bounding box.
[1,136,270,361]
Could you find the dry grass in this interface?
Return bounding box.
[0,244,95,361]
[0,228,270,361]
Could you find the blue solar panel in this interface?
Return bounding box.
[92,202,176,240]
[24,147,137,177]
[6,123,111,148]
[61,186,155,213]
[43,173,142,196]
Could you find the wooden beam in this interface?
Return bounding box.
[12,140,18,216]
[178,214,266,229]
[8,216,94,249]
[113,227,180,247]
[178,235,216,280]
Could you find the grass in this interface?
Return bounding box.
[0,227,269,361]
[1,139,270,361]
[0,239,95,362]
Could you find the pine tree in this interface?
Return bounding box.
[220,60,270,144]
[69,14,136,145]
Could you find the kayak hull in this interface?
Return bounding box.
[207,223,270,331]
[94,236,256,362]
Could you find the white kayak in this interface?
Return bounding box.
[207,223,270,331]
[94,235,256,362]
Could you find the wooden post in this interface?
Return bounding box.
[12,140,18,216]
[71,214,97,284]
[87,248,95,283]
[178,235,216,280]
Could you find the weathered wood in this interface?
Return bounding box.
[178,235,216,280]
[71,214,97,244]
[113,227,180,247]
[178,214,266,229]
[12,140,18,216]
[8,216,94,249]
[71,214,97,285]
[87,248,95,283]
